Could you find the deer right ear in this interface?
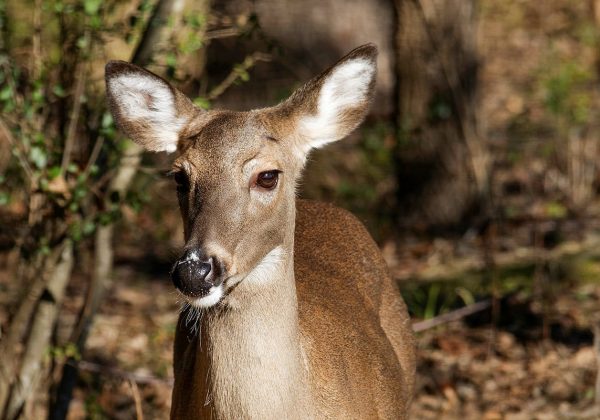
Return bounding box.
[105,61,199,153]
[273,44,377,160]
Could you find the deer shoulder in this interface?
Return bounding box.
[295,199,415,418]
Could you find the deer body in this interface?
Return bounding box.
[106,44,416,419]
[171,200,414,419]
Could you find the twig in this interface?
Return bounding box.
[83,135,104,177]
[594,325,600,406]
[129,380,144,420]
[207,52,271,100]
[31,0,42,79]
[69,360,173,387]
[0,116,32,179]
[60,56,88,174]
[70,225,113,348]
[204,27,240,40]
[412,299,491,332]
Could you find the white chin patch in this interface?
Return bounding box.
[188,285,224,308]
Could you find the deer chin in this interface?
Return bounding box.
[186,285,224,309]
[225,247,286,288]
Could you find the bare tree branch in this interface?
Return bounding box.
[0,117,32,179]
[131,0,181,67]
[412,300,491,333]
[60,57,88,174]
[0,243,67,413]
[129,379,145,420]
[5,242,74,420]
[71,360,173,386]
[204,27,240,40]
[207,52,271,100]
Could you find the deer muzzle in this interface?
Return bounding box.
[171,249,223,298]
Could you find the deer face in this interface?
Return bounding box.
[166,111,297,307]
[105,44,377,309]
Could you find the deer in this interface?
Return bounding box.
[105,44,416,419]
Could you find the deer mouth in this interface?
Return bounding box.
[183,283,225,309]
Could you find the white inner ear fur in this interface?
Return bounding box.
[108,73,185,153]
[298,58,374,154]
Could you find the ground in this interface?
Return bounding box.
[58,252,599,419]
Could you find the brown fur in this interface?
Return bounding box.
[105,44,416,419]
[170,200,416,419]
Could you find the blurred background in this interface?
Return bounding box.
[1,0,600,418]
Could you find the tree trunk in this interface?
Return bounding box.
[4,241,74,420]
[394,0,488,229]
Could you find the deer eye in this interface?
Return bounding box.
[256,170,280,190]
[172,171,189,194]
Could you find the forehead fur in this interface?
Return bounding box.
[177,111,273,166]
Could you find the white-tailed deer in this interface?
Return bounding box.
[105,44,416,419]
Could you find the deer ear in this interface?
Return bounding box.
[278,44,377,158]
[105,61,199,153]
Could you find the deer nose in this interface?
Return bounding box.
[171,250,216,298]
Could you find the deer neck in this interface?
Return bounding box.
[203,240,314,419]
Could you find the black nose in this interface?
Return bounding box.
[171,249,215,297]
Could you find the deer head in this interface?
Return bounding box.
[105,44,377,309]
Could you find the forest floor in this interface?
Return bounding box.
[45,233,599,420]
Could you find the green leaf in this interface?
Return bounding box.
[101,112,113,129]
[90,15,102,29]
[73,186,87,201]
[39,244,51,256]
[32,85,44,104]
[39,178,49,191]
[76,36,89,50]
[0,192,9,206]
[68,221,82,241]
[0,85,12,101]
[47,166,61,179]
[64,342,81,360]
[52,85,66,98]
[546,201,567,219]
[193,97,211,110]
[83,0,101,15]
[180,33,203,54]
[82,220,96,236]
[29,146,47,169]
[235,67,250,82]
[33,133,45,145]
[165,53,177,69]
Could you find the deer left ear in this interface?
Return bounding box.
[105,61,199,153]
[277,44,377,158]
